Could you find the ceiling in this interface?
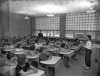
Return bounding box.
[1,0,99,16]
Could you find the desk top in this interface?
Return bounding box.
[59,49,74,55]
[14,51,25,54]
[70,46,80,50]
[4,48,15,51]
[21,69,45,76]
[15,48,24,52]
[26,54,40,59]
[47,47,59,52]
[40,56,61,65]
[4,48,24,52]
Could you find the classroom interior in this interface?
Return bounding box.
[0,0,100,76]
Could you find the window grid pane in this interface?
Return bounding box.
[66,12,95,31]
[36,16,60,37]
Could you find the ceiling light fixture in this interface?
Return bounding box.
[24,16,29,19]
[47,14,54,17]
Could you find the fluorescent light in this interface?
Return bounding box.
[24,16,29,19]
[47,14,54,17]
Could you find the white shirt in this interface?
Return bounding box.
[35,43,42,49]
[84,41,92,49]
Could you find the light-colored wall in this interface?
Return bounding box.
[0,11,9,38]
[6,13,31,38]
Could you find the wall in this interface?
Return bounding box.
[0,0,9,39]
[0,0,31,38]
[6,13,31,38]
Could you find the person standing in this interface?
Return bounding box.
[38,31,43,38]
[84,35,92,70]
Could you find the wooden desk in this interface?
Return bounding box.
[40,56,61,76]
[40,56,61,65]
[15,48,24,52]
[47,47,59,52]
[20,69,45,76]
[4,48,15,52]
[13,48,27,54]
[59,48,75,68]
[14,51,25,54]
[26,54,40,62]
[26,54,40,59]
[70,46,80,50]
[59,49,74,57]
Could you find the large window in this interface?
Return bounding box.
[65,12,96,39]
[66,12,96,31]
[35,12,96,39]
[35,16,60,37]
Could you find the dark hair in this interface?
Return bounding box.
[7,53,14,60]
[36,47,44,53]
[87,35,91,40]
[61,43,66,48]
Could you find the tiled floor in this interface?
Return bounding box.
[55,52,98,76]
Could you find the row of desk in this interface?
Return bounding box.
[2,43,80,76]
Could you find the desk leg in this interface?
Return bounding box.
[48,67,55,76]
[63,56,70,68]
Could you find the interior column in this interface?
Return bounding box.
[60,14,66,38]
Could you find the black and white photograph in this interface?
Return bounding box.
[0,0,100,76]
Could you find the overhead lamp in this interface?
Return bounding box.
[47,14,54,17]
[24,16,29,19]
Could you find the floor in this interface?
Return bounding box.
[55,50,99,76]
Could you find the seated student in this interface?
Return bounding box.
[61,42,66,48]
[73,38,80,46]
[15,43,21,48]
[0,54,8,76]
[16,55,36,76]
[60,41,70,68]
[0,54,7,66]
[38,49,52,70]
[71,38,81,60]
[37,47,52,61]
[15,54,26,76]
[34,42,43,50]
[1,48,7,54]
[30,44,35,50]
[26,40,30,45]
